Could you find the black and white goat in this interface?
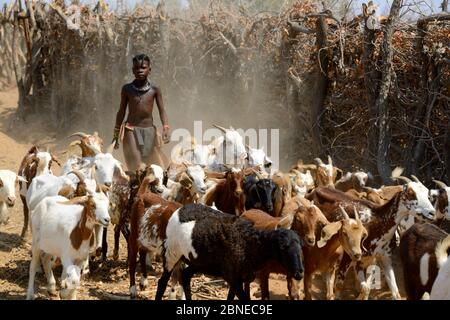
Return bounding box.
[155,203,304,300]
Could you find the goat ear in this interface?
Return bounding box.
[114,160,129,181]
[16,175,28,183]
[277,214,294,230]
[317,221,342,248]
[58,185,75,198]
[362,3,368,17]
[96,184,110,193]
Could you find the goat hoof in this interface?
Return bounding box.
[392,293,402,300]
[60,289,77,300]
[47,285,57,296]
[113,251,119,261]
[95,248,102,257]
[130,286,137,299]
[139,279,148,290]
[81,270,90,280]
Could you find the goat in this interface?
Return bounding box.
[17,146,60,237]
[244,174,276,215]
[399,222,447,300]
[313,156,342,188]
[129,176,183,299]
[26,192,110,300]
[307,181,435,300]
[68,131,104,157]
[202,168,245,215]
[430,180,450,224]
[0,170,27,226]
[430,234,450,299]
[303,206,367,300]
[335,171,370,192]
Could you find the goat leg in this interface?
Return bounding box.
[259,270,270,300]
[113,224,120,261]
[233,281,250,301]
[287,275,301,300]
[128,237,138,298]
[168,262,184,300]
[139,249,148,290]
[42,253,57,296]
[26,247,41,300]
[156,268,173,300]
[380,255,401,300]
[20,195,28,238]
[101,226,108,262]
[180,266,195,300]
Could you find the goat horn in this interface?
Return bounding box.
[338,205,350,220]
[51,155,62,167]
[314,158,324,166]
[68,170,86,184]
[411,175,421,183]
[353,205,360,222]
[67,132,89,139]
[396,176,412,184]
[328,155,333,166]
[434,180,448,189]
[213,124,227,133]
[58,195,89,206]
[69,141,82,147]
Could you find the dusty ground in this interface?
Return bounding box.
[0,87,406,300]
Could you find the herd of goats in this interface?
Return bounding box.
[0,125,450,300]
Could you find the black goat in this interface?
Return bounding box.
[244,174,277,214]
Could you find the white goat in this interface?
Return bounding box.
[0,170,26,225]
[26,192,110,300]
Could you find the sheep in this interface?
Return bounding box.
[430,234,450,299]
[0,170,27,225]
[155,203,304,300]
[240,205,325,300]
[26,191,110,300]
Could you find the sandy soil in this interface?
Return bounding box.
[0,87,406,300]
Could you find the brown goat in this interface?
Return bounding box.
[68,132,104,157]
[128,176,183,299]
[399,222,447,300]
[303,206,367,300]
[203,169,245,215]
[18,146,61,237]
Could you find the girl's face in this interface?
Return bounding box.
[132,60,151,80]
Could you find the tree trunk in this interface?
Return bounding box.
[311,15,329,158]
[445,125,450,184]
[374,0,402,184]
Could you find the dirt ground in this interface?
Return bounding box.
[0,87,406,300]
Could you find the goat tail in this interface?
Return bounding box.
[391,167,404,180]
[435,235,450,268]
